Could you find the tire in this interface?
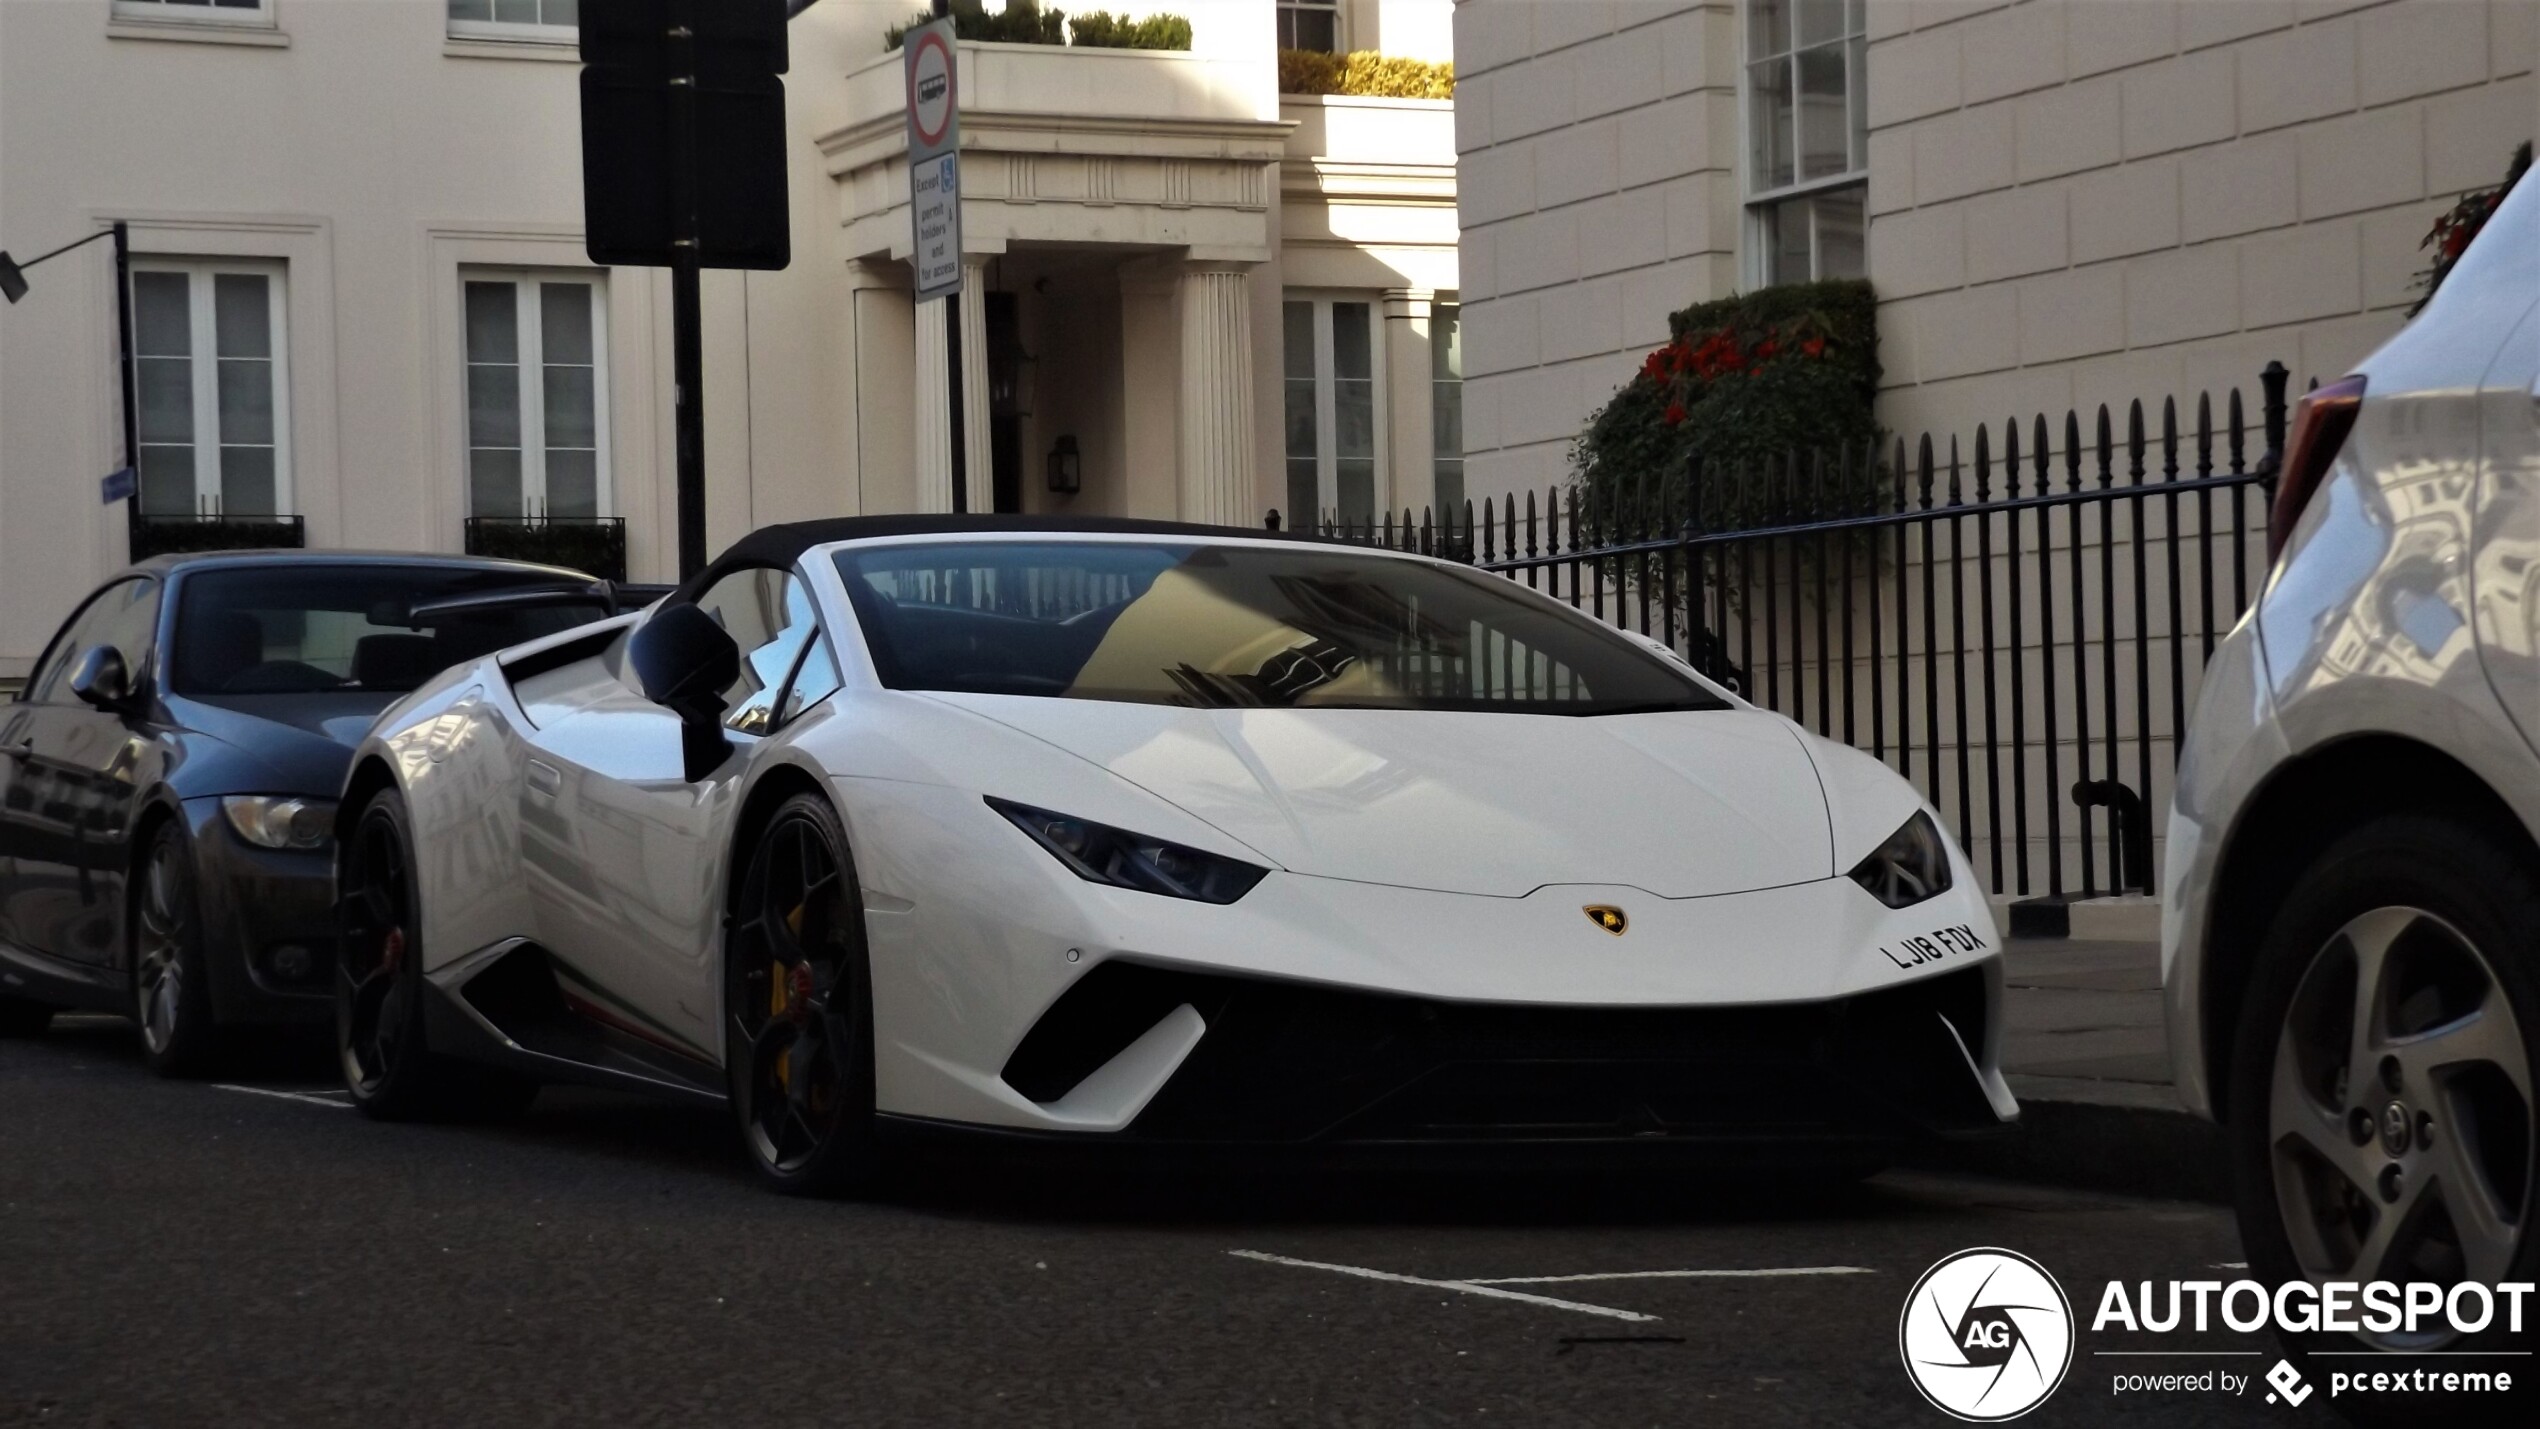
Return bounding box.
[337,787,536,1122]
[131,819,223,1078]
[2226,814,2539,1400]
[0,996,53,1038]
[724,792,878,1196]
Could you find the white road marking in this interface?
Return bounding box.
[212,1084,352,1109]
[1227,1250,1658,1323]
[1463,1265,1873,1285]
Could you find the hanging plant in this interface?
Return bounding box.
[1571,278,1883,538]
[2411,140,2530,315]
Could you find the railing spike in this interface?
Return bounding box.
[2127,398,2147,485]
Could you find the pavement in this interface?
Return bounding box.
[1957,937,2230,1203]
[0,1016,2289,1428]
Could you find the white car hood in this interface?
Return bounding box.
[922,695,1834,898]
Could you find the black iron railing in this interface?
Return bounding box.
[1285,363,2297,906]
[462,516,627,582]
[128,513,307,560]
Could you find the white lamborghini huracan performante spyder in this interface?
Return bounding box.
[334,518,2017,1192]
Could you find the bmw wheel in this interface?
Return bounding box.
[338,788,533,1121]
[2229,814,2538,1366]
[132,819,221,1077]
[725,793,877,1196]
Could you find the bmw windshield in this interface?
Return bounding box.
[171,566,613,697]
[834,540,1728,715]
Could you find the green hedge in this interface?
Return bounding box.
[884,1,1192,52]
[1571,279,1882,531]
[1277,49,1454,98]
[1069,10,1191,49]
[885,0,1064,49]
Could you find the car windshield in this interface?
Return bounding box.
[833,540,1728,715]
[171,566,613,696]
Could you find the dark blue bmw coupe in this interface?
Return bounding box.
[0,551,634,1074]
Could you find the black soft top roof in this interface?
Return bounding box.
[670,514,1333,603]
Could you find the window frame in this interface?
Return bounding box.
[129,257,293,519]
[446,0,578,45]
[460,268,613,522]
[1282,292,1390,527]
[1429,295,1464,518]
[110,0,276,29]
[1276,0,1344,54]
[1740,0,1869,288]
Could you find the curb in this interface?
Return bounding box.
[1912,1075,2231,1204]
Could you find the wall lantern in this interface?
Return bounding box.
[990,331,1037,420]
[1046,435,1082,495]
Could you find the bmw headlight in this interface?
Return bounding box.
[222,795,337,851]
[1848,810,1954,908]
[988,798,1269,904]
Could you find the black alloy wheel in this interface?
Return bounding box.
[337,789,534,1121]
[726,793,877,1195]
[2229,814,2538,1387]
[132,819,220,1076]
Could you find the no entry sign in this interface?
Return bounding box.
[902,17,961,300]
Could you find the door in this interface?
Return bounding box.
[513,565,839,1061]
[0,577,161,969]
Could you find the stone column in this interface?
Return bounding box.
[959,256,994,514]
[1175,261,1258,528]
[912,292,955,513]
[1382,288,1437,518]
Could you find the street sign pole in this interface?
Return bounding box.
[667,8,707,579]
[906,6,965,512]
[580,0,789,581]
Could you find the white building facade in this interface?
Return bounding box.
[1450,0,2539,496]
[0,0,1459,677]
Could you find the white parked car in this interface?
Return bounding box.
[336,518,2014,1192]
[2165,167,2539,1349]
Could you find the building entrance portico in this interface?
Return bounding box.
[820,39,1293,526]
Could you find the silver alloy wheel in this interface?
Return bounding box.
[2268,905,2534,1349]
[133,835,185,1056]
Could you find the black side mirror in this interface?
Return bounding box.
[627,604,739,781]
[66,645,132,712]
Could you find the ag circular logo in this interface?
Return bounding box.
[1898,1247,2074,1421]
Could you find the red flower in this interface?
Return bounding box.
[1754,337,1780,360]
[1801,336,1827,359]
[1639,347,1670,381]
[1662,401,1688,426]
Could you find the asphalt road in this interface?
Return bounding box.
[1,1016,2294,1428]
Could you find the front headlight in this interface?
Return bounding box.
[1848,810,1954,908]
[988,798,1269,904]
[221,795,337,851]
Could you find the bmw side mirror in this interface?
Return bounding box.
[627,603,739,781]
[66,645,132,712]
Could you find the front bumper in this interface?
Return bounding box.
[986,959,2010,1152]
[181,798,337,1026]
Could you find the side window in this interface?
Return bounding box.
[780,630,842,725]
[29,579,159,704]
[692,567,823,736]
